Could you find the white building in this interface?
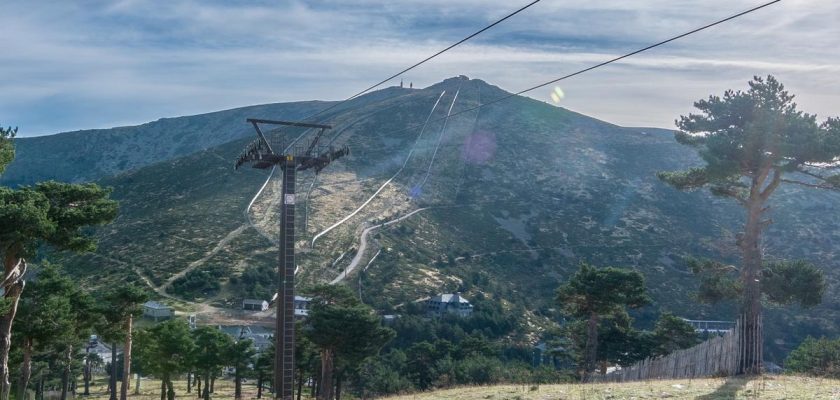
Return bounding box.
[218,325,274,352]
[242,299,269,311]
[424,293,473,318]
[294,296,311,319]
[143,301,173,321]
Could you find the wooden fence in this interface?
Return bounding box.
[592,313,762,382]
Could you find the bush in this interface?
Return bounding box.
[171,266,223,299]
[785,336,840,378]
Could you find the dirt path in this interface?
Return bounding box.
[331,207,429,284]
[160,224,249,290]
[311,91,447,248]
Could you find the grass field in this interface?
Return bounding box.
[381,376,840,400]
[57,376,314,400]
[45,375,839,399]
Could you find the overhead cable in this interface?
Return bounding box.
[333,0,782,142]
[302,0,543,122]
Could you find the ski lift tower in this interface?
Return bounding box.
[235,118,348,400]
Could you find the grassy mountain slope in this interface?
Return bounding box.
[0,100,334,186]
[48,77,839,363]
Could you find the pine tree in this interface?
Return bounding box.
[0,176,117,398]
[102,285,149,400]
[227,338,256,400]
[12,263,78,399]
[192,327,232,400]
[0,126,15,175]
[555,263,650,380]
[658,75,840,373]
[305,285,395,400]
[134,320,195,400]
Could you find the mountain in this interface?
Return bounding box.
[0,100,334,186]
[15,76,840,363]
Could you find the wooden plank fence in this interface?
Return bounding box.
[592,313,762,382]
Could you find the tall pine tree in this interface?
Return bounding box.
[658,75,840,373]
[555,263,650,380]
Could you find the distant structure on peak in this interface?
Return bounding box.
[423,292,473,318]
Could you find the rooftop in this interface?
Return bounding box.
[143,301,170,310]
[429,293,471,304]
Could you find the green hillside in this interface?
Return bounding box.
[0,99,334,186]
[43,77,839,363]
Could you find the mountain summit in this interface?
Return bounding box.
[14,77,839,362]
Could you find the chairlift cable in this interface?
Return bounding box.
[332,0,783,148]
[300,0,543,123]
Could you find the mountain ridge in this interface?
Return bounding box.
[14,76,838,364]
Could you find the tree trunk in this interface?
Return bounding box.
[234,368,242,400]
[195,375,201,398]
[16,337,33,400]
[202,373,210,400]
[296,367,303,400]
[256,374,263,399]
[334,376,341,400]
[583,313,599,381]
[165,379,175,400]
[60,346,72,400]
[0,250,24,400]
[83,348,91,396]
[36,373,44,400]
[134,373,141,395]
[317,349,334,400]
[738,170,775,375]
[209,376,214,393]
[120,315,132,400]
[186,372,191,393]
[159,380,165,400]
[109,342,118,400]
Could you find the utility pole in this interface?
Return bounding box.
[235,118,348,400]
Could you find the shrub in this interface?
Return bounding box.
[785,336,840,378]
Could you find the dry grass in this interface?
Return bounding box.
[56,375,840,399]
[381,376,840,400]
[75,376,315,400]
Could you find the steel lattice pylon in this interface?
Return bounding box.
[235,118,348,400]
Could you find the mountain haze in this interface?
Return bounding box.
[15,76,839,363]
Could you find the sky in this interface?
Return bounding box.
[2,0,838,137]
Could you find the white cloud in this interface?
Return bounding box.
[1,0,838,135]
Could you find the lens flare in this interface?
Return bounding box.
[550,86,565,103]
[461,131,497,165]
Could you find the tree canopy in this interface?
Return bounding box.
[658,75,840,374]
[0,182,118,255]
[134,319,195,400]
[556,263,651,318]
[304,284,395,400]
[0,126,14,175]
[192,326,233,400]
[556,263,650,379]
[686,257,825,308]
[658,75,840,195]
